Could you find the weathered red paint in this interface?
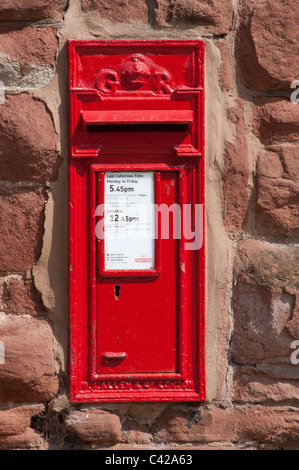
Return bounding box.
[69,40,205,403]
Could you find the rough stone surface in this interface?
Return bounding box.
[0,28,58,68]
[252,98,299,143]
[281,147,299,182]
[66,410,122,443]
[0,427,46,450]
[0,404,44,437]
[255,182,299,237]
[232,281,293,364]
[0,29,58,91]
[231,240,299,402]
[255,146,299,237]
[123,420,152,445]
[0,276,46,316]
[0,186,47,273]
[0,95,61,182]
[233,367,299,404]
[233,239,299,292]
[0,0,68,21]
[232,240,299,364]
[0,315,59,403]
[153,405,299,444]
[223,98,250,229]
[256,149,284,180]
[217,39,232,92]
[154,0,234,34]
[257,145,299,183]
[82,0,148,23]
[237,0,299,90]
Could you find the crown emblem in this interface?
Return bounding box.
[121,54,151,90]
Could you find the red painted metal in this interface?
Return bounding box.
[69,40,205,403]
[81,110,194,125]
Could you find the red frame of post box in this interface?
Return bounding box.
[68,40,205,403]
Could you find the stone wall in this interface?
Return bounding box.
[0,0,299,450]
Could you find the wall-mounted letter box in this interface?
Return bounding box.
[69,40,205,402]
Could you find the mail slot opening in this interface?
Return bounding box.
[86,123,190,133]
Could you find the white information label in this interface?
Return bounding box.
[104,172,155,270]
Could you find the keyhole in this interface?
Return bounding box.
[115,285,121,299]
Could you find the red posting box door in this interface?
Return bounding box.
[69,39,206,402]
[96,170,179,374]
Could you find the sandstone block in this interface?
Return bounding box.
[233,367,299,404]
[123,420,152,445]
[0,315,59,402]
[231,240,299,405]
[255,146,299,237]
[0,404,44,437]
[252,98,299,143]
[0,28,58,91]
[282,146,299,182]
[0,428,46,450]
[154,0,233,34]
[234,239,299,291]
[0,0,67,21]
[223,98,250,229]
[232,240,299,364]
[82,0,148,23]
[217,39,232,92]
[256,150,284,179]
[0,276,45,315]
[257,145,299,183]
[232,282,293,364]
[256,180,299,237]
[236,0,299,90]
[154,405,299,444]
[0,28,58,68]
[66,410,122,443]
[0,186,47,273]
[0,95,61,182]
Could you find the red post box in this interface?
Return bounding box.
[69,40,205,402]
